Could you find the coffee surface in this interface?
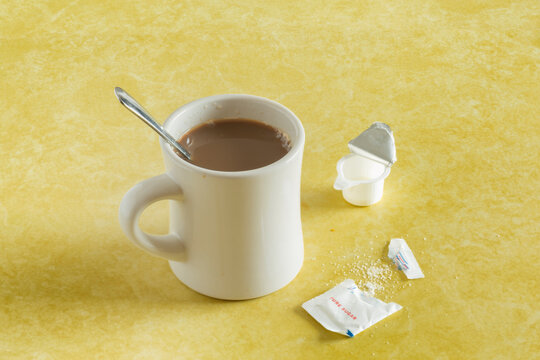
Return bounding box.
[176,118,291,171]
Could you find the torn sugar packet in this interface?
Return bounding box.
[388,238,424,279]
[302,279,402,337]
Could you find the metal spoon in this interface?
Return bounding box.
[114,87,191,160]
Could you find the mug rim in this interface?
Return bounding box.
[160,94,305,178]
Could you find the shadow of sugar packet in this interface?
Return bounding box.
[302,279,402,337]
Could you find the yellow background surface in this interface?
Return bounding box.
[1,1,539,358]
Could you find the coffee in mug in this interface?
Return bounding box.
[176,118,291,171]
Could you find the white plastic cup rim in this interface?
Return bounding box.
[334,153,391,206]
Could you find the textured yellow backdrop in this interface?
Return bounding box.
[1,0,539,358]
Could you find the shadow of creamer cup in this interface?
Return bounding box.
[119,95,305,300]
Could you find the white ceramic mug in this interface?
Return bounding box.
[119,95,305,300]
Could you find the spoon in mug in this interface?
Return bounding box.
[114,87,191,160]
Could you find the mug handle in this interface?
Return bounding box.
[119,173,186,261]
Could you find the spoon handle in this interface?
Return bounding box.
[114,87,191,160]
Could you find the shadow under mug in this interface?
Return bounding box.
[119,94,305,300]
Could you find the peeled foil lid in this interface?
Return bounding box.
[348,122,397,167]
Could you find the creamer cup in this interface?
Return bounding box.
[334,122,396,206]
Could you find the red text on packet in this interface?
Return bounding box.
[330,297,341,307]
[330,297,357,320]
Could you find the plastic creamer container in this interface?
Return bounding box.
[334,122,396,206]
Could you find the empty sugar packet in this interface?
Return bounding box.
[388,238,424,279]
[302,279,402,337]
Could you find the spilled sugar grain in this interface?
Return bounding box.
[323,254,402,299]
[315,231,429,298]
